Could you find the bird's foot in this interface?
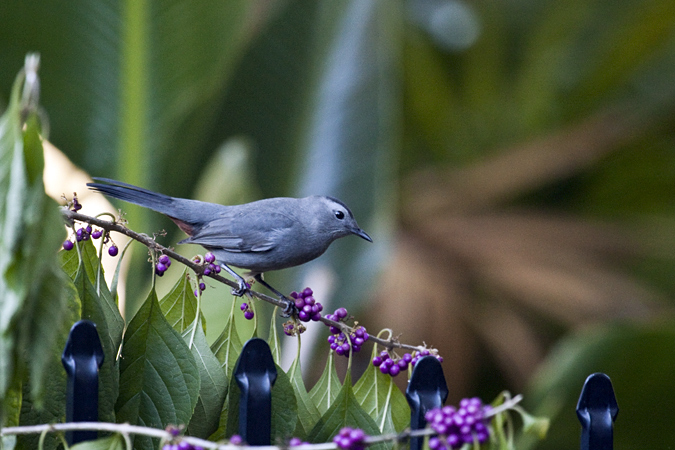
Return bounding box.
[220,263,250,297]
[230,281,249,297]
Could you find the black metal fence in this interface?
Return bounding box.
[62,320,619,449]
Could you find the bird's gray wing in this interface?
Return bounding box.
[178,211,296,252]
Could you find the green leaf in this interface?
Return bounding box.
[115,288,200,450]
[211,315,244,378]
[0,66,70,406]
[307,373,385,450]
[309,352,342,415]
[353,362,410,433]
[159,269,201,333]
[288,353,321,439]
[184,323,228,439]
[70,434,126,450]
[271,365,298,443]
[59,237,101,286]
[267,308,282,365]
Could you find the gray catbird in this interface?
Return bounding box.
[87,178,372,308]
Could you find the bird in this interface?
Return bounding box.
[87,178,372,311]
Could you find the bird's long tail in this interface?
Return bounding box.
[87,177,177,216]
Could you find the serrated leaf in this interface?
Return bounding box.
[288,354,321,439]
[309,352,342,415]
[307,373,385,450]
[184,323,228,439]
[211,316,243,378]
[159,269,201,333]
[70,434,126,450]
[353,362,410,433]
[115,288,200,450]
[271,364,297,442]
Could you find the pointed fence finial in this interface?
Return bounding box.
[234,338,277,445]
[406,356,449,450]
[61,320,104,445]
[577,372,618,450]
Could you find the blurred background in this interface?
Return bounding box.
[2,0,675,448]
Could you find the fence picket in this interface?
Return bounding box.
[61,320,104,445]
[405,356,449,450]
[234,337,278,445]
[576,372,618,450]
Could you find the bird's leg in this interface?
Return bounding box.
[219,263,249,297]
[253,274,296,317]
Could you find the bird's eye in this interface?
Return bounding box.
[334,210,345,220]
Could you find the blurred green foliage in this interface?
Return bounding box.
[2,0,675,448]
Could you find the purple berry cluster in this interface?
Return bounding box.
[425,398,492,449]
[290,288,323,322]
[324,307,369,356]
[411,349,443,367]
[372,351,412,377]
[63,224,117,256]
[333,427,367,450]
[240,302,254,320]
[155,254,171,276]
[200,252,221,276]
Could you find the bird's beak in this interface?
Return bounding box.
[353,228,373,243]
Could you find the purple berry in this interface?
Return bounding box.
[372,356,382,367]
[298,311,310,321]
[92,230,102,239]
[159,254,170,265]
[302,287,313,297]
[397,359,408,370]
[203,268,212,276]
[213,264,221,273]
[108,245,118,257]
[389,364,400,377]
[403,353,413,363]
[63,240,74,251]
[229,435,242,445]
[240,303,248,311]
[199,282,206,291]
[156,262,167,273]
[335,307,348,319]
[244,311,254,320]
[204,252,216,263]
